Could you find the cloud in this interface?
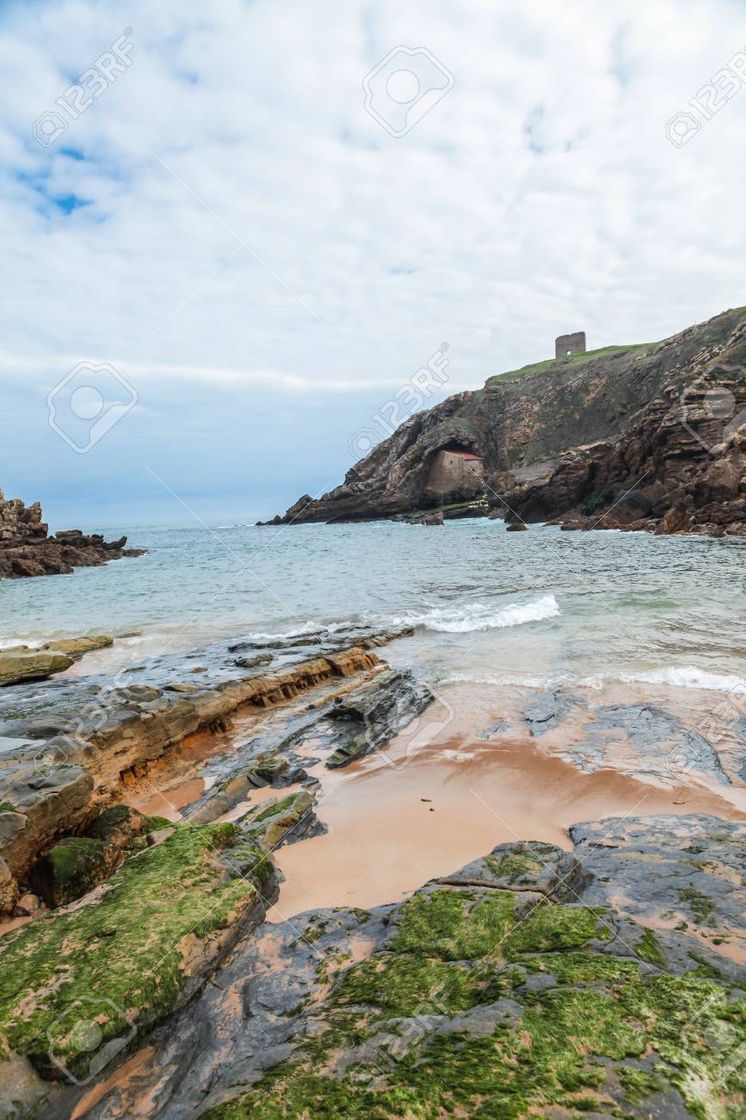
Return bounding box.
[0,0,745,523]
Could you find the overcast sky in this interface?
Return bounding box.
[1,0,744,528]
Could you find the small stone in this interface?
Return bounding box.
[14,892,41,916]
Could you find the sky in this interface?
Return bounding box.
[0,0,745,529]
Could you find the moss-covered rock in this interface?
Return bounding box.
[241,791,314,849]
[200,882,746,1120]
[86,803,144,850]
[29,836,107,907]
[0,822,273,1079]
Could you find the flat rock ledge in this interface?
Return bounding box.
[0,625,412,911]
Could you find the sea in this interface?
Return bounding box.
[2,518,746,698]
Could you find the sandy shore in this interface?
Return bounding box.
[268,701,746,920]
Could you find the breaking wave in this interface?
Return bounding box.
[393,593,561,634]
[583,666,746,694]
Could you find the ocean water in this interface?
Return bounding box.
[1,519,745,692]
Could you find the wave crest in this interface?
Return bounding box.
[395,593,560,634]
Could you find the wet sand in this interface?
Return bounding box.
[131,777,207,821]
[268,729,746,921]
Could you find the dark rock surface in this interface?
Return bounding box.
[522,690,579,735]
[57,818,746,1120]
[0,488,143,580]
[266,306,746,535]
[0,625,411,908]
[575,704,728,786]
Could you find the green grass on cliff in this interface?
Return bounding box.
[486,342,653,387]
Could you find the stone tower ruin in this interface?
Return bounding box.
[555,331,586,359]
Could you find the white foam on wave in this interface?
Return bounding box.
[443,665,746,696]
[393,593,560,634]
[242,620,330,642]
[0,637,48,650]
[583,666,746,694]
[441,671,575,689]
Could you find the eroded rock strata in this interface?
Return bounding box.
[2,629,746,1118]
[267,306,746,535]
[0,625,413,907]
[0,489,143,579]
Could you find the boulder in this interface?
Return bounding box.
[14,891,41,916]
[0,650,73,687]
[242,790,316,849]
[29,836,107,907]
[656,500,691,535]
[86,803,145,850]
[43,635,113,658]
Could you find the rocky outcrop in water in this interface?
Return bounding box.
[0,488,144,579]
[267,306,746,535]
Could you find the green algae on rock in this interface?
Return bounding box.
[29,836,107,908]
[199,876,746,1120]
[0,821,273,1080]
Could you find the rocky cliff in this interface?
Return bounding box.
[0,488,143,579]
[268,306,746,535]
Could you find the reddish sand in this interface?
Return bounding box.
[268,731,746,921]
[130,777,206,821]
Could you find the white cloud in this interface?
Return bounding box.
[0,0,745,520]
